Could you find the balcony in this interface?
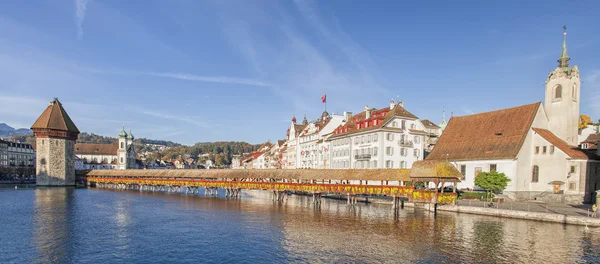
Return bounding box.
[355,154,372,160]
[398,140,414,147]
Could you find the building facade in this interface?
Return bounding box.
[297,112,345,169]
[0,140,35,168]
[283,116,306,169]
[420,119,442,155]
[327,100,427,170]
[75,127,137,170]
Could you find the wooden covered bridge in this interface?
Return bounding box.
[85,160,462,206]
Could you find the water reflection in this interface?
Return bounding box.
[1,188,598,263]
[34,188,74,263]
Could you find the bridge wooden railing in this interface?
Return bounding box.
[86,177,458,204]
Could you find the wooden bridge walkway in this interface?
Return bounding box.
[85,161,463,206]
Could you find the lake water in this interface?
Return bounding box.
[1,186,599,263]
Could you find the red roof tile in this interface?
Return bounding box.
[31,98,80,133]
[582,134,600,144]
[421,119,440,129]
[75,143,118,156]
[532,128,590,160]
[427,102,541,161]
[329,104,418,139]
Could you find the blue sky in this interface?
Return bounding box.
[0,1,599,145]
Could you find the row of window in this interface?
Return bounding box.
[391,120,415,130]
[459,164,498,180]
[355,147,378,157]
[385,147,420,157]
[531,165,577,183]
[7,148,34,153]
[333,138,351,147]
[354,134,379,145]
[534,145,555,155]
[553,84,577,101]
[399,135,420,144]
[334,149,350,157]
[331,160,409,169]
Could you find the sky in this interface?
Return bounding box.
[0,1,599,145]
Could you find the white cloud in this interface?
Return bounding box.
[147,72,273,87]
[216,1,389,117]
[75,0,90,40]
[127,106,209,128]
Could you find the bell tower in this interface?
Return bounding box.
[118,126,128,170]
[544,25,580,146]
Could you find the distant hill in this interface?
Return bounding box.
[0,123,32,138]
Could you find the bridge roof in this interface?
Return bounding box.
[409,160,463,182]
[86,168,413,181]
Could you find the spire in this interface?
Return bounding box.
[440,108,447,131]
[127,129,134,140]
[119,125,128,138]
[558,25,570,68]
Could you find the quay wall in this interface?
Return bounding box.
[432,204,600,227]
[326,195,600,227]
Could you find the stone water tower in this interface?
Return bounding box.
[31,98,80,186]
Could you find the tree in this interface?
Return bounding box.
[579,114,592,130]
[474,171,511,201]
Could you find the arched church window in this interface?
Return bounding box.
[572,84,577,99]
[121,142,124,148]
[532,165,539,183]
[554,85,562,100]
[120,157,123,163]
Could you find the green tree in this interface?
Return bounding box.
[475,171,511,201]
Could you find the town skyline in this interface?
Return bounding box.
[1,1,599,145]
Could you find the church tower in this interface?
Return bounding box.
[117,126,128,170]
[544,26,580,146]
[31,98,80,186]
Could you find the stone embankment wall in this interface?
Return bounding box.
[434,204,600,227]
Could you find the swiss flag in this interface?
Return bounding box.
[321,94,326,103]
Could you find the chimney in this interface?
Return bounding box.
[399,101,404,107]
[365,105,371,119]
[344,111,352,122]
[390,99,395,110]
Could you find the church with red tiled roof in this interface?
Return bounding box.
[74,126,138,170]
[426,28,600,203]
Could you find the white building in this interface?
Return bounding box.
[297,111,345,169]
[427,28,600,203]
[420,119,443,155]
[231,155,242,169]
[0,140,35,168]
[579,124,599,146]
[283,116,307,169]
[252,142,273,169]
[75,127,137,170]
[327,100,427,170]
